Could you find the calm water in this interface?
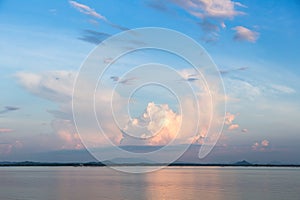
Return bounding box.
[0,167,299,200]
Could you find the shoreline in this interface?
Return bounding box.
[0,161,299,167]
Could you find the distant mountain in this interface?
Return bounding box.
[103,157,155,164]
[233,160,253,166]
[1,160,300,167]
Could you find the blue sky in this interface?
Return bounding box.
[0,0,300,163]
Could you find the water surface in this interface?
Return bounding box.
[0,167,299,200]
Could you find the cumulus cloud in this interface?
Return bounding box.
[121,102,181,145]
[224,112,243,132]
[16,69,225,151]
[232,26,259,42]
[51,119,83,150]
[252,139,270,151]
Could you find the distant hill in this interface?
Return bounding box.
[103,157,155,164]
[0,160,299,167]
[233,160,253,166]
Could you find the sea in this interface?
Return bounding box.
[0,167,299,200]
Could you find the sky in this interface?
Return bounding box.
[0,0,300,164]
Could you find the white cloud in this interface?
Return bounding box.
[15,69,226,149]
[15,71,85,149]
[122,102,182,145]
[69,1,128,31]
[69,1,107,21]
[270,84,296,94]
[232,26,259,42]
[172,0,245,19]
[158,0,246,41]
[15,71,75,102]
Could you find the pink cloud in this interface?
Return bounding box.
[0,140,22,155]
[228,124,239,131]
[261,139,269,147]
[51,119,83,150]
[0,128,13,133]
[225,112,235,125]
[122,102,182,145]
[252,139,270,151]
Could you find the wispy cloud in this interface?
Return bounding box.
[220,66,248,75]
[69,1,128,31]
[69,0,108,21]
[270,84,296,94]
[110,76,138,85]
[0,106,20,114]
[232,26,259,42]
[146,0,170,11]
[78,29,110,45]
[178,69,200,82]
[224,78,261,101]
[15,71,75,102]
[0,128,13,133]
[199,19,220,32]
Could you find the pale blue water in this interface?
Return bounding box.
[0,167,299,200]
